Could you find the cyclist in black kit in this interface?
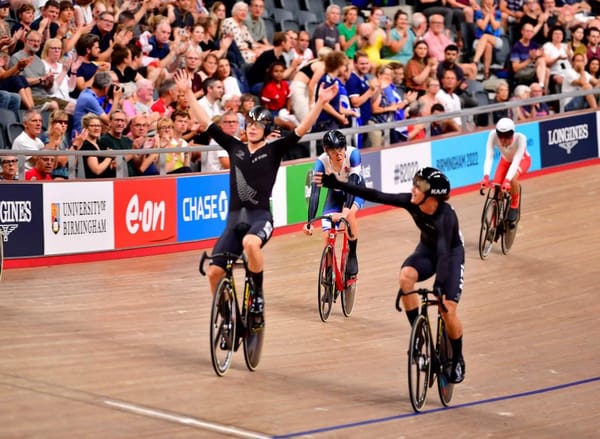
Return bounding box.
[318,167,466,383]
[175,70,339,329]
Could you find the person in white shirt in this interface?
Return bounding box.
[11,109,45,170]
[202,111,235,173]
[197,77,224,119]
[562,52,598,111]
[435,68,462,127]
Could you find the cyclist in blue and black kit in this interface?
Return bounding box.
[304,130,364,278]
[318,167,466,383]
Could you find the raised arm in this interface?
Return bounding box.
[174,69,212,131]
[295,82,339,137]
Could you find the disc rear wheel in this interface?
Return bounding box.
[318,246,334,322]
[210,278,235,377]
[243,287,265,371]
[341,279,356,317]
[479,198,498,260]
[408,315,431,412]
[502,188,521,255]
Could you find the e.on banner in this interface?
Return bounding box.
[114,179,177,248]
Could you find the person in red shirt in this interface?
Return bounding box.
[260,61,298,131]
[25,151,56,180]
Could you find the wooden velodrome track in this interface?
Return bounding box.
[1,163,599,438]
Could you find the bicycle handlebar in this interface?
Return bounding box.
[307,215,354,239]
[198,251,247,276]
[395,288,448,313]
[480,183,510,197]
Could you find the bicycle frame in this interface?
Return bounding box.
[325,224,349,294]
[479,183,518,259]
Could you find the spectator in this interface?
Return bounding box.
[410,12,429,40]
[491,79,512,123]
[510,22,549,88]
[216,56,242,97]
[369,64,416,146]
[418,76,443,115]
[346,50,377,147]
[382,9,415,65]
[423,14,455,62]
[11,109,44,170]
[198,52,218,82]
[520,0,551,46]
[197,16,232,60]
[55,1,94,55]
[430,102,460,135]
[98,109,135,176]
[25,151,56,180]
[157,116,192,174]
[543,25,571,94]
[586,56,600,79]
[10,4,36,53]
[71,33,106,99]
[562,52,598,111]
[41,38,76,110]
[72,70,122,137]
[150,78,177,117]
[0,155,19,180]
[127,113,160,176]
[338,5,361,60]
[245,0,271,48]
[585,27,600,61]
[260,60,298,131]
[111,43,143,86]
[289,30,314,68]
[436,68,463,128]
[358,7,389,70]
[74,0,94,28]
[414,0,454,31]
[239,92,258,130]
[405,40,438,95]
[40,109,70,179]
[0,50,35,110]
[131,77,156,116]
[289,47,330,124]
[472,0,503,80]
[567,24,587,60]
[311,4,342,54]
[202,111,235,172]
[170,0,195,30]
[30,0,61,39]
[180,47,204,99]
[529,82,551,116]
[437,44,478,107]
[80,112,116,178]
[210,1,227,33]
[513,84,533,120]
[220,1,265,65]
[198,77,224,119]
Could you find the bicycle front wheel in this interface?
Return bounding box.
[317,245,334,322]
[210,278,236,377]
[408,315,431,412]
[436,316,455,406]
[479,198,498,260]
[243,289,265,372]
[502,187,521,255]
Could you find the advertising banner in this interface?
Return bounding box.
[539,113,598,167]
[44,182,114,255]
[0,184,44,257]
[431,132,488,188]
[114,178,177,248]
[272,166,287,227]
[285,162,316,225]
[177,174,229,242]
[380,141,431,193]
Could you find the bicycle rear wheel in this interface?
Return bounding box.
[341,279,356,317]
[502,187,521,255]
[436,316,455,406]
[243,285,265,371]
[317,245,334,322]
[408,315,431,412]
[479,198,498,260]
[210,278,236,377]
[0,230,4,281]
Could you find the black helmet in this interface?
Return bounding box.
[413,167,451,201]
[247,106,274,134]
[322,130,346,150]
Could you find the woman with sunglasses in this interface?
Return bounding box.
[174,69,339,331]
[80,112,116,179]
[480,118,531,223]
[40,110,71,179]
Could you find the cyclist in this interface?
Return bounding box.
[319,167,466,383]
[303,130,364,279]
[174,70,340,329]
[481,118,531,223]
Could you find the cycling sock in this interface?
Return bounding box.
[450,335,463,361]
[249,270,264,298]
[406,307,419,327]
[346,239,358,275]
[348,238,358,258]
[511,191,520,209]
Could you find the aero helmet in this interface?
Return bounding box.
[247,106,274,134]
[496,117,515,138]
[322,130,347,150]
[413,167,451,201]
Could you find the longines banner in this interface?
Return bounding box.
[0,184,44,257]
[539,113,598,167]
[43,182,115,255]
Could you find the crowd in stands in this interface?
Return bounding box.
[2,0,600,180]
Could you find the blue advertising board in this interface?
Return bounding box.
[176,173,230,242]
[539,113,598,167]
[0,184,44,257]
[430,131,488,188]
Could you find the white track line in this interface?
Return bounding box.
[104,399,271,439]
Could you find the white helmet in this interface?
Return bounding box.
[496,118,515,137]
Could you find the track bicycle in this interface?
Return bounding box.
[199,251,265,377]
[478,183,522,260]
[307,215,356,322]
[396,288,455,412]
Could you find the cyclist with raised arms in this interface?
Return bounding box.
[174,70,339,329]
[304,130,364,278]
[318,167,466,383]
[481,118,531,223]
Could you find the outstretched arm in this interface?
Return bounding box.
[295,82,339,137]
[319,173,411,208]
[174,70,212,132]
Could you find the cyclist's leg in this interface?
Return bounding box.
[243,211,274,316]
[208,226,242,295]
[509,154,531,209]
[492,157,510,186]
[400,244,435,326]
